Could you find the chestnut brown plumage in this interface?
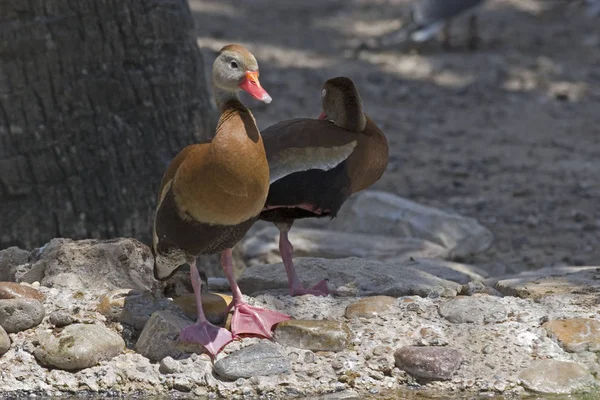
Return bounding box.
[260,77,389,296]
[152,44,289,357]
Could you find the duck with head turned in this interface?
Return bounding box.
[260,77,389,296]
[152,44,290,357]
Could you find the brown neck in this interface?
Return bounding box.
[330,95,367,132]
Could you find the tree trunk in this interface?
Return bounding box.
[0,0,217,249]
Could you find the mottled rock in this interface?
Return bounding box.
[48,311,74,327]
[494,266,600,300]
[394,346,462,380]
[173,292,232,326]
[240,258,462,298]
[345,296,397,319]
[438,296,507,324]
[34,323,125,370]
[519,360,596,394]
[0,325,10,356]
[241,226,449,266]
[97,289,168,330]
[135,310,205,361]
[0,282,45,302]
[543,318,600,353]
[19,238,156,291]
[274,320,350,352]
[213,342,290,380]
[295,190,493,258]
[159,356,181,374]
[0,247,30,282]
[0,298,45,333]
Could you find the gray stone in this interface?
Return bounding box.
[48,311,74,327]
[301,391,360,400]
[213,342,290,380]
[135,310,205,361]
[241,226,449,266]
[394,346,462,380]
[438,296,507,324]
[0,325,10,356]
[519,360,596,394]
[0,298,45,333]
[97,289,171,330]
[19,238,156,292]
[274,320,351,352]
[159,356,181,374]
[240,258,462,298]
[295,190,493,258]
[34,323,125,370]
[401,258,488,285]
[0,247,30,282]
[345,296,397,319]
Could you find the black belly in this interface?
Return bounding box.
[155,189,257,258]
[260,162,352,224]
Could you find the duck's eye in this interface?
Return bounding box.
[230,61,239,69]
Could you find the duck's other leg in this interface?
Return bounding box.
[179,259,233,357]
[276,222,329,297]
[467,14,480,50]
[223,248,290,338]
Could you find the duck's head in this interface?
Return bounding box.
[318,77,366,132]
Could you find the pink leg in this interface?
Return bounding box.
[179,260,233,357]
[222,249,291,338]
[278,225,329,297]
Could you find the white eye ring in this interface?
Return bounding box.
[321,89,326,98]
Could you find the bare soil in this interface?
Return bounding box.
[189,0,600,276]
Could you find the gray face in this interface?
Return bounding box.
[212,51,257,91]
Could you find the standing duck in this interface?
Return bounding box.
[152,44,290,357]
[260,77,389,296]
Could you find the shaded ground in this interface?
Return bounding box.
[189,0,600,275]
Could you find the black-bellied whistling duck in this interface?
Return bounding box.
[259,77,389,296]
[152,44,290,357]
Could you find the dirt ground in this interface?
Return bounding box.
[189,0,599,276]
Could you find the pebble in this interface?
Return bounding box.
[0,247,30,282]
[438,296,507,324]
[344,296,396,319]
[213,342,290,380]
[173,292,232,326]
[159,356,181,374]
[48,310,74,327]
[135,310,205,361]
[0,298,45,333]
[0,282,45,302]
[0,325,10,356]
[519,360,596,394]
[97,289,166,330]
[34,323,125,370]
[542,318,600,353]
[274,320,351,352]
[394,346,462,380]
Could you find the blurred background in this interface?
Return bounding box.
[1,0,598,276]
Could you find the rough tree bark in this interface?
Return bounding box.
[0,0,217,249]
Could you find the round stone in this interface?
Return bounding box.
[344,296,396,319]
[0,298,45,333]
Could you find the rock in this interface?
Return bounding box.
[173,292,232,326]
[274,320,351,352]
[213,342,290,380]
[0,282,45,302]
[97,289,169,330]
[241,226,449,266]
[0,325,10,356]
[438,296,507,324]
[159,356,181,374]
[295,190,493,258]
[48,311,74,327]
[34,323,125,370]
[401,258,488,285]
[0,247,30,281]
[240,258,462,298]
[0,298,45,333]
[394,346,462,380]
[344,296,397,319]
[303,391,360,400]
[543,318,600,353]
[519,360,596,394]
[494,266,600,300]
[19,238,156,291]
[135,310,205,361]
